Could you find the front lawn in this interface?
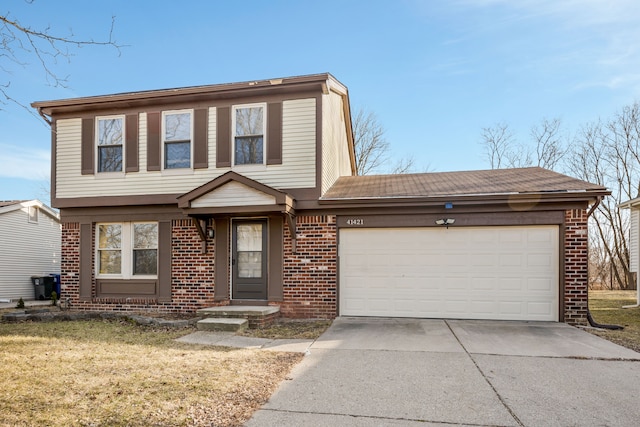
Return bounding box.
[0,320,302,427]
[588,290,640,353]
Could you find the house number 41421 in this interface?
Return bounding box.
[346,218,364,226]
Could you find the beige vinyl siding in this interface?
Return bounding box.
[55,99,315,199]
[321,91,352,194]
[191,181,276,208]
[630,209,639,272]
[0,209,61,300]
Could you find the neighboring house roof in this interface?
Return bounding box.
[0,200,60,221]
[322,167,609,202]
[619,196,640,209]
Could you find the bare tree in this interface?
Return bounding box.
[352,107,415,175]
[530,117,567,170]
[480,122,519,169]
[481,119,566,170]
[0,5,121,110]
[566,103,640,290]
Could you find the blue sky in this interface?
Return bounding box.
[2,0,640,205]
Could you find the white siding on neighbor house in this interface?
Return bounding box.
[321,91,352,194]
[54,99,315,199]
[190,181,276,208]
[0,208,61,301]
[630,209,639,272]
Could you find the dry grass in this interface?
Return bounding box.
[0,319,302,426]
[239,319,332,340]
[588,290,640,353]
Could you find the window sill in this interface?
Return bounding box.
[95,172,126,179]
[232,164,268,173]
[160,168,195,177]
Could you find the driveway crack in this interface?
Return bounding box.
[445,320,525,427]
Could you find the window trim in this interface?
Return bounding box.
[232,102,267,169]
[28,206,38,223]
[95,115,125,175]
[161,109,194,171]
[95,222,158,280]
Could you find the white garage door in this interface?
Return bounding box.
[339,226,559,321]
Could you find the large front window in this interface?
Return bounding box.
[234,104,265,166]
[97,222,158,278]
[97,116,124,173]
[163,111,192,169]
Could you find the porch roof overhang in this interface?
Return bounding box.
[177,171,296,217]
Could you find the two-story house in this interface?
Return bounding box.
[33,73,609,324]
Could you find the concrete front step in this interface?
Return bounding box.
[197,317,248,332]
[196,306,280,329]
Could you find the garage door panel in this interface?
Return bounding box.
[339,226,559,321]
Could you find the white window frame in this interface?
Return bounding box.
[232,102,267,169]
[28,206,38,223]
[95,222,158,280]
[95,115,125,175]
[161,109,193,172]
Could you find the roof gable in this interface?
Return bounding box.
[177,171,294,213]
[190,181,277,208]
[0,200,60,221]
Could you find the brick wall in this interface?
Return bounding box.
[60,223,80,305]
[170,219,217,311]
[281,215,338,319]
[564,208,589,325]
[60,220,219,314]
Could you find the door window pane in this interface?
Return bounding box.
[237,224,262,278]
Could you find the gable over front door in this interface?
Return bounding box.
[232,219,268,300]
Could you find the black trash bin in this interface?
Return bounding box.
[31,276,55,300]
[32,276,45,300]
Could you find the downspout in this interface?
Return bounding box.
[585,196,624,330]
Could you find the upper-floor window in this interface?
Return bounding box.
[96,222,158,278]
[233,104,265,166]
[28,206,38,223]
[97,116,124,173]
[163,110,192,169]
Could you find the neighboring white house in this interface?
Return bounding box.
[0,200,61,301]
[619,197,640,306]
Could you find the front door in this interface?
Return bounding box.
[232,219,268,300]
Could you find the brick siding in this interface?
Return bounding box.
[281,215,338,319]
[563,208,590,325]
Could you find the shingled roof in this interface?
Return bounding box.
[322,167,608,200]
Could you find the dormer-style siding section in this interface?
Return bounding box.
[322,88,354,194]
[32,74,349,207]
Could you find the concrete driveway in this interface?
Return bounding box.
[246,318,640,426]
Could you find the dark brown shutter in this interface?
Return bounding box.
[79,223,93,300]
[125,114,139,172]
[193,108,208,169]
[267,216,284,301]
[157,220,172,302]
[147,112,161,171]
[267,102,282,165]
[81,118,94,175]
[214,218,229,300]
[216,107,231,168]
